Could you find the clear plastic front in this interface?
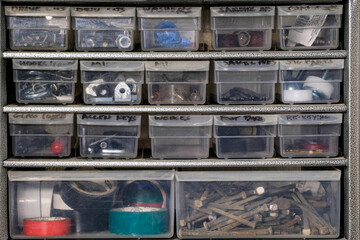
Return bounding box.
[146,65,209,105]
[214,125,276,159]
[278,28,339,50]
[9,170,174,238]
[9,29,70,51]
[279,67,343,104]
[14,62,77,104]
[12,135,71,157]
[75,29,134,51]
[278,136,339,158]
[151,138,210,159]
[213,29,272,50]
[149,124,212,159]
[176,171,340,239]
[10,123,73,157]
[149,83,206,105]
[141,29,199,51]
[81,62,144,105]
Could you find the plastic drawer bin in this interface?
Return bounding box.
[13,59,77,104]
[278,59,343,104]
[214,115,277,159]
[77,114,141,158]
[72,7,135,51]
[9,113,73,157]
[8,170,175,238]
[175,170,340,238]
[5,6,71,51]
[277,114,342,158]
[81,61,144,105]
[146,61,209,105]
[214,60,278,105]
[210,6,275,51]
[277,5,343,50]
[137,7,201,51]
[149,115,212,159]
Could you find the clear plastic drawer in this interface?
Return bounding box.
[13,59,77,104]
[9,170,174,238]
[72,7,135,51]
[176,170,340,238]
[9,113,73,157]
[145,61,209,105]
[81,61,144,105]
[278,59,343,104]
[149,115,212,159]
[5,6,71,51]
[278,114,342,158]
[214,60,278,105]
[77,114,141,158]
[210,6,275,51]
[214,115,277,159]
[137,7,201,51]
[277,5,343,50]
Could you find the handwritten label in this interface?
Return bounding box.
[285,115,331,121]
[142,7,193,14]
[90,61,109,68]
[73,7,126,13]
[220,116,264,122]
[81,114,137,122]
[10,6,66,12]
[284,59,334,66]
[217,6,273,13]
[17,60,75,68]
[12,113,67,120]
[154,116,190,121]
[287,5,339,12]
[223,60,274,66]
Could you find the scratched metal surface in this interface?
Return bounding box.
[3,50,348,60]
[342,0,360,239]
[3,157,348,168]
[2,104,348,113]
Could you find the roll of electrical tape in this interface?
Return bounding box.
[59,181,118,232]
[17,182,55,227]
[303,76,334,99]
[23,217,71,237]
[283,89,313,102]
[109,207,168,235]
[59,180,117,211]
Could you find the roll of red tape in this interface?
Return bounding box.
[23,217,71,237]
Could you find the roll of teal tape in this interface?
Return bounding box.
[109,207,168,235]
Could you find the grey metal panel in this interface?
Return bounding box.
[3,104,348,113]
[2,50,347,60]
[3,157,347,168]
[0,1,8,239]
[343,0,360,239]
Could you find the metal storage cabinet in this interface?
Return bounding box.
[0,0,359,239]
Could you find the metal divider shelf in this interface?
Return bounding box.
[3,157,348,168]
[2,50,347,60]
[0,1,359,240]
[3,104,348,113]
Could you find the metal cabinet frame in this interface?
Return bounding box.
[0,0,359,239]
